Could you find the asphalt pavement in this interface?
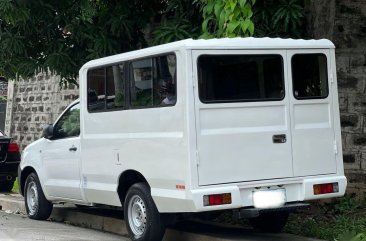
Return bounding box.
[0,193,324,241]
[0,211,125,241]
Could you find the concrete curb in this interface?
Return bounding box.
[0,194,323,241]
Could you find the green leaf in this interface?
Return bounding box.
[248,21,255,35]
[239,0,247,9]
[241,18,251,32]
[219,10,226,30]
[230,0,236,12]
[227,21,240,33]
[214,2,224,19]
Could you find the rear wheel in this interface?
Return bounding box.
[124,183,165,241]
[0,180,14,192]
[249,211,289,233]
[24,173,53,220]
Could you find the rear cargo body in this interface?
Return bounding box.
[185,39,346,212]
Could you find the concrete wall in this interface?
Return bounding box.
[306,0,366,196]
[5,73,78,150]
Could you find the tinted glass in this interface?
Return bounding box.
[198,55,284,103]
[106,64,125,109]
[53,103,80,139]
[87,68,106,111]
[130,58,153,107]
[154,55,176,106]
[130,54,176,108]
[292,54,328,99]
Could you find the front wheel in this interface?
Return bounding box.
[24,173,53,220]
[249,211,289,233]
[124,183,165,241]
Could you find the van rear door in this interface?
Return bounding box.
[287,50,337,176]
[193,50,294,186]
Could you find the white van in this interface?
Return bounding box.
[19,38,347,241]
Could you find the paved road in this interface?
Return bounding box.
[0,211,126,241]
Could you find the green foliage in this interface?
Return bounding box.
[0,0,167,83]
[200,0,256,38]
[12,178,19,193]
[285,195,366,241]
[253,0,305,37]
[152,0,201,45]
[331,194,363,214]
[336,231,366,241]
[153,18,194,45]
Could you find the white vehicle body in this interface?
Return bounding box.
[20,38,346,215]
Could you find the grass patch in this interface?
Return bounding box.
[11,178,19,193]
[285,194,366,241]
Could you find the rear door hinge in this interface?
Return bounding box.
[334,140,338,155]
[196,151,200,167]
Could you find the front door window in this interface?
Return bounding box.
[53,103,80,139]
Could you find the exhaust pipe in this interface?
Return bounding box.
[6,176,12,181]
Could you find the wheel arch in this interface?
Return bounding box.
[117,169,149,206]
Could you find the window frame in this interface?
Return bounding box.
[87,63,127,113]
[128,53,177,110]
[52,102,81,140]
[86,52,177,113]
[291,53,329,100]
[197,54,286,104]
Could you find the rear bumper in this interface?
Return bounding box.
[153,175,347,213]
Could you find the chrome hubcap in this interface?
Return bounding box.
[26,181,38,215]
[128,195,147,237]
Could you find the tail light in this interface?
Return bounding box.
[203,193,232,206]
[8,143,19,153]
[313,182,339,195]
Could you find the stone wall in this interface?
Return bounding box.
[5,73,78,150]
[306,0,366,196]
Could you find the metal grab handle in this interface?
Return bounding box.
[69,146,77,151]
[273,134,287,143]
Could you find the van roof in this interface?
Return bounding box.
[82,38,335,68]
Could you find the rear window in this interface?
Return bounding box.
[292,54,328,99]
[198,55,284,103]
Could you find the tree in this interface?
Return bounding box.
[201,0,256,38]
[0,0,305,84]
[253,0,305,38]
[0,0,166,84]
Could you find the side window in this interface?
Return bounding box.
[53,103,80,139]
[130,58,153,108]
[107,64,125,109]
[87,64,125,111]
[87,68,106,111]
[130,54,176,108]
[292,54,328,99]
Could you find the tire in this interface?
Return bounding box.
[24,173,53,220]
[124,183,165,241]
[249,211,289,233]
[0,180,14,192]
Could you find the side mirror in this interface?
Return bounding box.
[42,124,54,139]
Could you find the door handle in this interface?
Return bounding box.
[69,146,77,152]
[273,134,287,143]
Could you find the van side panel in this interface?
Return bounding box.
[79,51,189,209]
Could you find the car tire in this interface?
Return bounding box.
[24,173,53,220]
[124,183,165,241]
[249,211,289,233]
[0,180,14,192]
